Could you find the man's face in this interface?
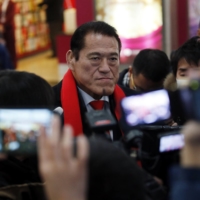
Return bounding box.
[176,58,200,79]
[132,73,163,92]
[68,33,120,99]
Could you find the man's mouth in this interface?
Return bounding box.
[97,78,112,80]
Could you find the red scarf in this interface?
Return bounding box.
[61,70,125,136]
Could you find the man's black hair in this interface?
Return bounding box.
[70,21,121,60]
[88,137,145,200]
[0,70,54,108]
[171,36,200,76]
[132,49,170,82]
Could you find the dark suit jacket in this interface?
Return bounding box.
[53,81,137,140]
[39,0,64,22]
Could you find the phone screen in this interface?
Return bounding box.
[159,133,184,153]
[121,89,171,127]
[0,109,53,154]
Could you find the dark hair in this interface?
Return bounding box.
[171,36,200,76]
[70,21,121,60]
[0,70,54,108]
[132,49,170,82]
[88,137,145,200]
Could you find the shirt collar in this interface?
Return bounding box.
[77,87,109,106]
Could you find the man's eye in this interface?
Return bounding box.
[91,57,100,60]
[179,68,187,72]
[109,57,118,61]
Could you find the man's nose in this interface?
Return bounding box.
[99,58,110,72]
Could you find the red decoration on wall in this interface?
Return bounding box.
[63,0,76,9]
[76,0,94,26]
[177,0,188,46]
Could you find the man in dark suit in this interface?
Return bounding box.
[38,0,64,57]
[53,21,136,140]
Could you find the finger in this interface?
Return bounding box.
[38,115,61,168]
[183,121,200,145]
[61,125,73,161]
[38,125,47,161]
[38,125,49,176]
[49,114,61,146]
[76,135,89,167]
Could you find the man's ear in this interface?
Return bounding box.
[128,65,132,74]
[66,50,75,71]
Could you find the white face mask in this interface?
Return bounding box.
[176,78,189,88]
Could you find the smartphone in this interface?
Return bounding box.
[0,108,53,155]
[159,132,184,153]
[121,89,171,129]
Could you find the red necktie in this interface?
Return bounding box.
[89,100,105,110]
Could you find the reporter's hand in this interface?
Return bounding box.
[38,115,89,200]
[181,121,200,167]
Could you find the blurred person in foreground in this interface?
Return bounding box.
[0,71,54,200]
[118,49,170,92]
[53,21,136,140]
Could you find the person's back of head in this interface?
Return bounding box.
[171,36,200,78]
[70,21,121,61]
[131,49,170,91]
[88,137,145,200]
[0,70,54,108]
